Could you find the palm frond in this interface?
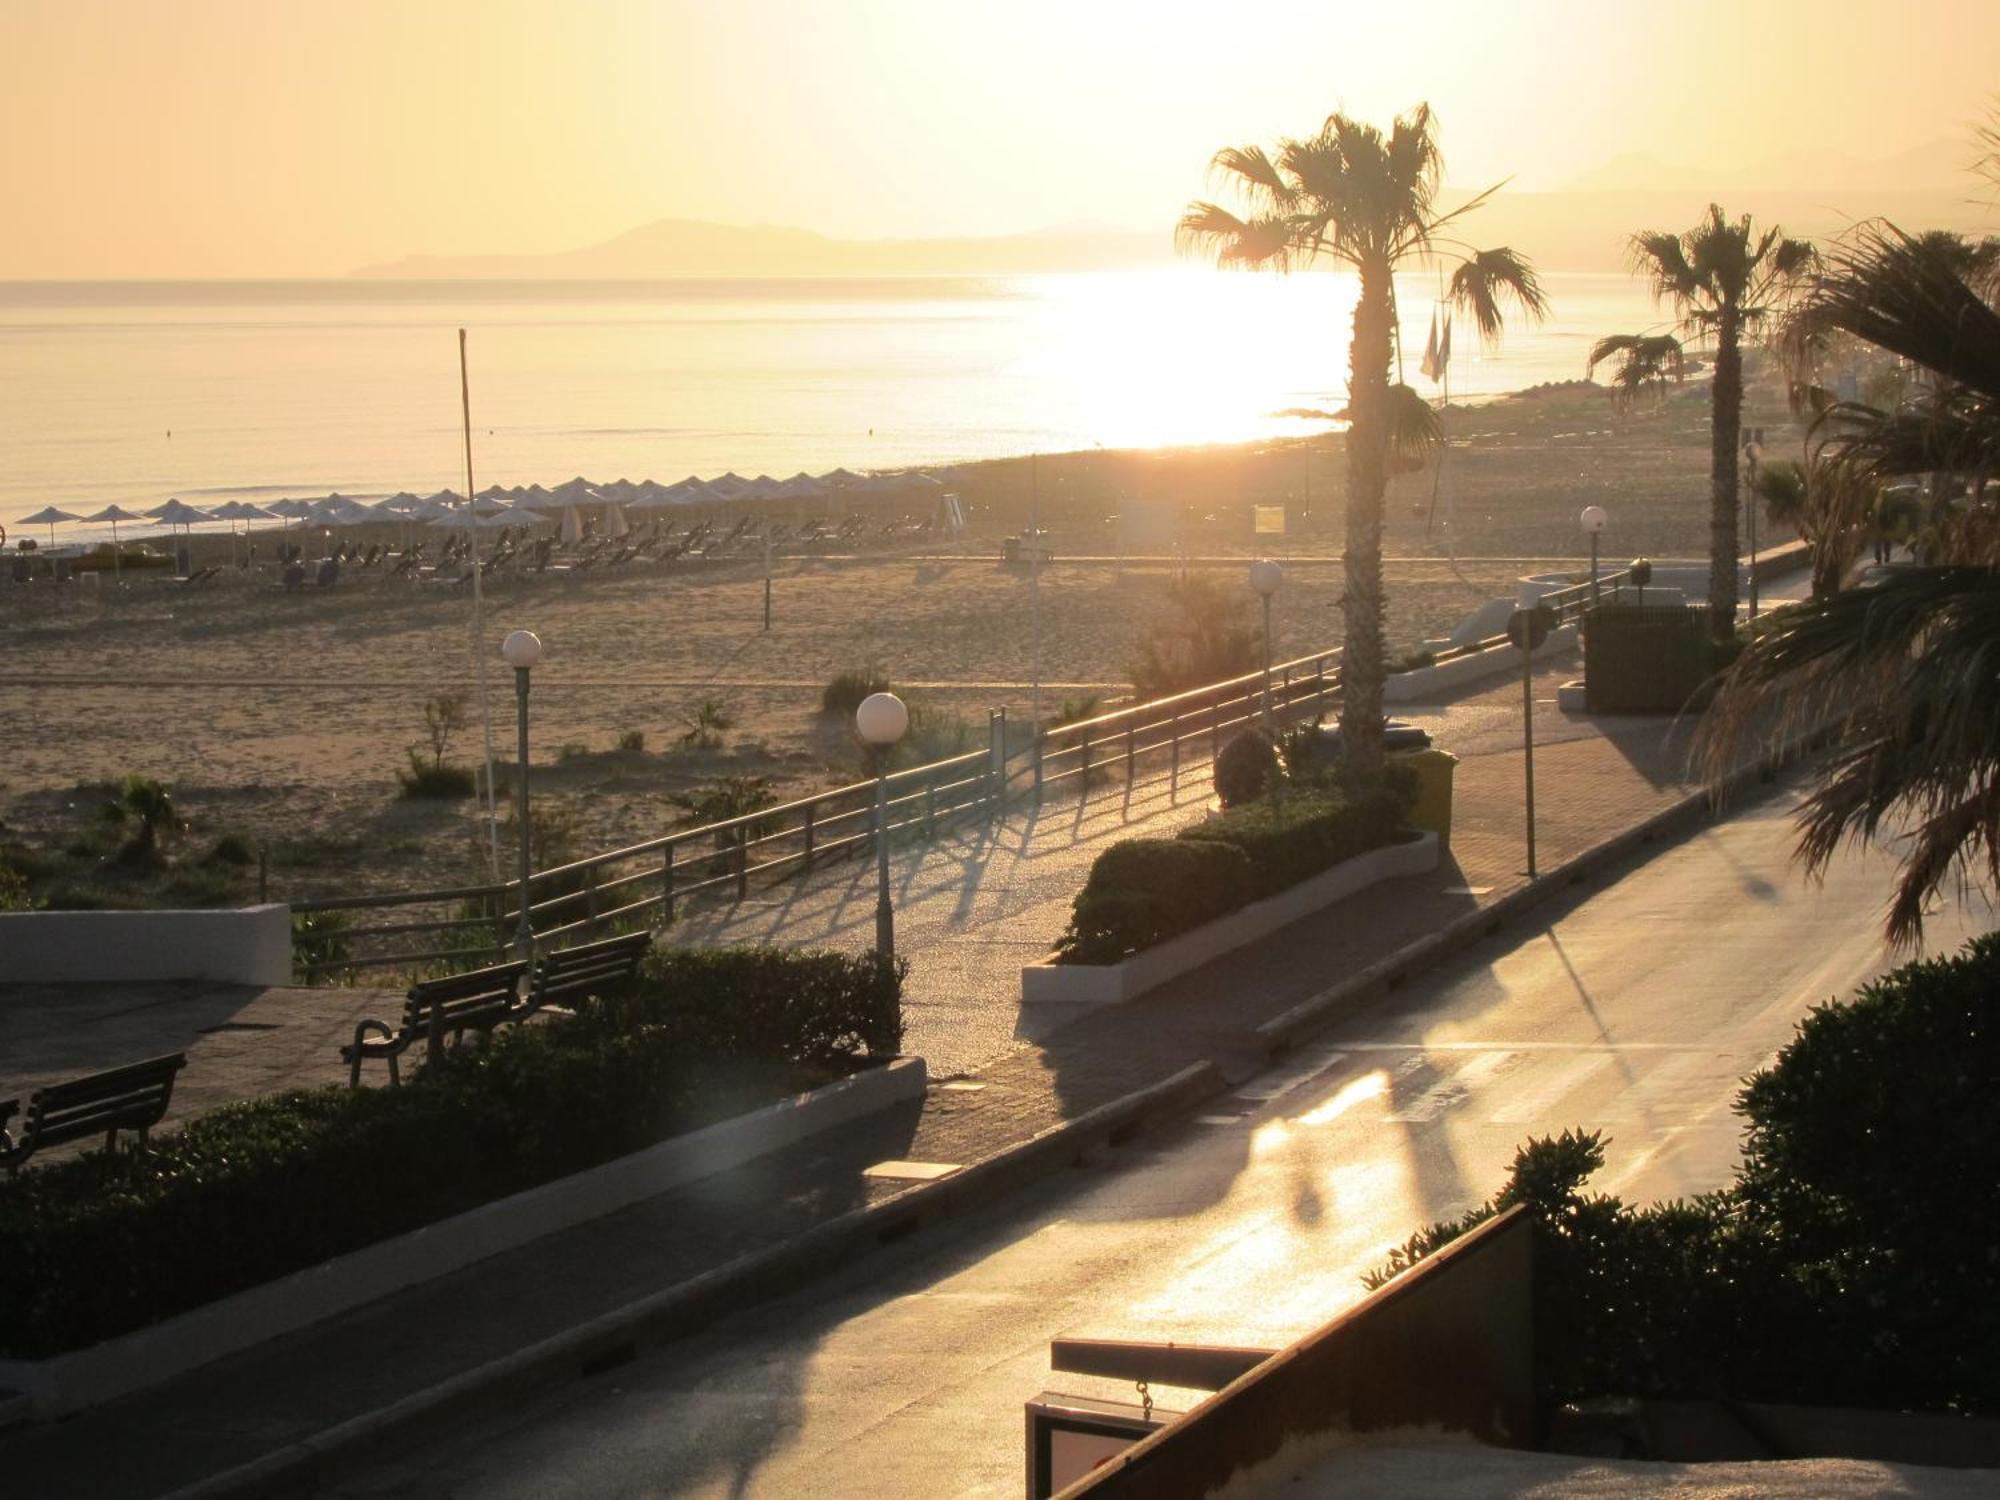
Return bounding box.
[1209,145,1297,211]
[1176,204,1301,269]
[1448,247,1548,345]
[1383,383,1443,466]
[1699,566,2000,942]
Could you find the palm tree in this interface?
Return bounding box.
[1750,455,1877,598]
[1178,104,1547,773]
[1704,215,2000,944]
[1586,333,1685,412]
[1626,206,1814,642]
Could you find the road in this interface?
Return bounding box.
[332,791,1990,1499]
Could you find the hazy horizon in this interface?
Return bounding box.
[6,0,1997,280]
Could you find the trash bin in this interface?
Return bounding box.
[1392,746,1458,849]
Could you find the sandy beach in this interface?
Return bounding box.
[0,372,1800,907]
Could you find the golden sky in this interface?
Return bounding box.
[5,0,1996,277]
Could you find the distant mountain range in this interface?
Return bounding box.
[354,142,1995,280]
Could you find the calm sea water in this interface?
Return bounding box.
[0,271,1658,544]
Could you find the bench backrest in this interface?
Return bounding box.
[404,959,529,1034]
[17,1053,187,1155]
[531,932,652,1009]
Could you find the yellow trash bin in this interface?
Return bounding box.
[1391,746,1458,849]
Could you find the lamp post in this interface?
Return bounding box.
[856,691,909,960]
[1248,559,1283,729]
[500,629,542,957]
[1579,505,1608,605]
[1742,428,1764,621]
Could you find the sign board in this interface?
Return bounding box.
[1118,502,1181,549]
[1506,605,1557,652]
[1025,1392,1175,1498]
[1253,504,1287,536]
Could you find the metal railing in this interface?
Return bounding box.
[291,722,1008,981]
[290,572,1627,981]
[1027,644,1344,800]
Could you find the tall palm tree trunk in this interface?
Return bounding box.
[1341,266,1395,774]
[1708,307,1743,641]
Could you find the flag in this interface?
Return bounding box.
[1437,315,1453,380]
[1419,311,1441,382]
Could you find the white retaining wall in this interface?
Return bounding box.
[0,904,293,987]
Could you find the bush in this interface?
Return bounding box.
[207,833,254,867]
[680,698,736,749]
[1128,574,1259,699]
[292,907,354,976]
[1056,780,1415,964]
[1183,787,1406,901]
[0,943,905,1359]
[1214,729,1279,807]
[0,857,36,912]
[616,729,646,753]
[397,749,476,799]
[1367,934,2000,1416]
[557,741,590,762]
[591,947,906,1065]
[821,665,891,719]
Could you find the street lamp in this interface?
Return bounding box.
[1742,429,1764,621]
[855,690,909,960]
[1579,505,1608,605]
[1248,558,1283,729]
[500,629,542,957]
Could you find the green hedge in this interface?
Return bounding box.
[0,945,903,1359]
[1056,783,1414,965]
[1368,933,2000,1416]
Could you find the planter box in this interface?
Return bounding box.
[1023,832,1438,1006]
[0,1054,926,1419]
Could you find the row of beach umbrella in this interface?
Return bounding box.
[15,467,951,551]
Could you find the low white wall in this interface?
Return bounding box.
[0,904,293,987]
[1385,626,1578,703]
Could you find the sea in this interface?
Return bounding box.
[0,271,1661,547]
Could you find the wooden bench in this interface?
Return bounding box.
[526,931,653,1014]
[343,959,530,1087]
[0,1053,188,1174]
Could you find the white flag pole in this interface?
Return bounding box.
[460,328,502,880]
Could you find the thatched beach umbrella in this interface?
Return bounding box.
[18,505,82,550]
[83,503,146,582]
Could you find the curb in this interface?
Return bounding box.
[1253,735,1817,1056]
[161,1061,1225,1500]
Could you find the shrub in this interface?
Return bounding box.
[399,693,475,797]
[1056,838,1253,965]
[820,665,891,719]
[669,776,777,830]
[0,857,36,912]
[1367,933,2000,1416]
[1128,573,1259,699]
[557,741,590,762]
[902,702,975,762]
[1056,780,1415,964]
[590,947,906,1064]
[207,833,254,867]
[396,752,476,799]
[0,943,904,1359]
[1390,648,1437,673]
[1183,787,1406,901]
[292,907,354,976]
[114,775,176,866]
[680,698,736,749]
[616,729,646,753]
[1213,728,1279,807]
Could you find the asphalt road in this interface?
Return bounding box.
[333,791,1991,1499]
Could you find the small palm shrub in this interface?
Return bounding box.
[1214,729,1279,807]
[680,698,736,749]
[820,665,891,719]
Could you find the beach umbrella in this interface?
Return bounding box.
[374,492,429,516]
[706,472,752,500]
[427,507,517,531]
[819,468,863,488]
[782,472,829,499]
[264,497,314,518]
[84,503,146,581]
[150,498,215,529]
[559,506,584,546]
[606,502,630,539]
[304,495,376,526]
[18,505,82,549]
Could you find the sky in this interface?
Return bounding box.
[5,0,1997,278]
